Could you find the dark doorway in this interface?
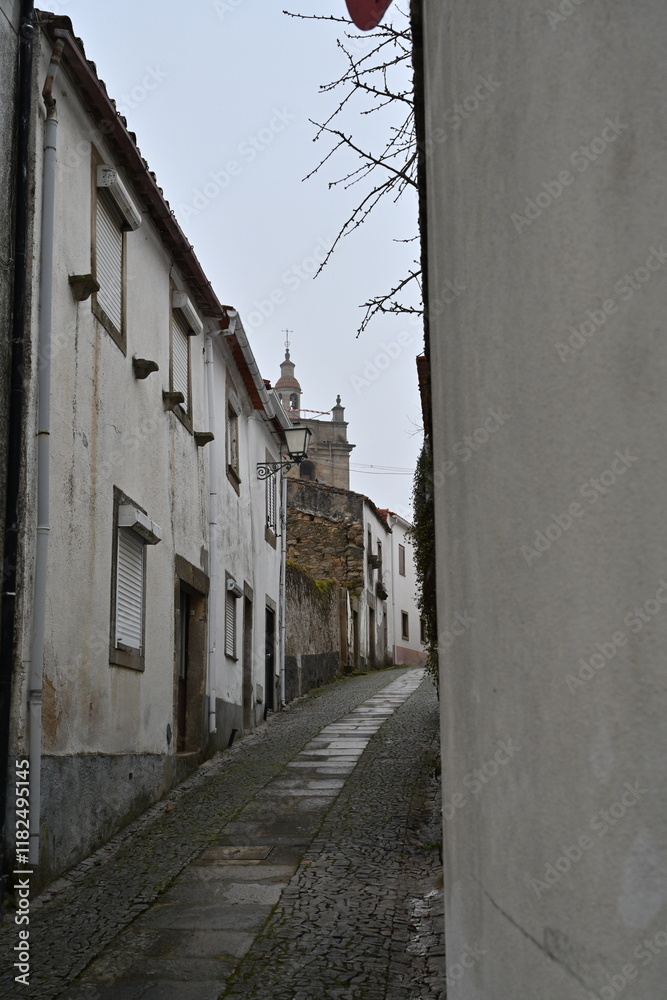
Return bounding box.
[243,594,253,731]
[379,608,387,666]
[369,606,376,668]
[177,589,190,752]
[265,606,276,711]
[352,609,360,669]
[173,557,209,756]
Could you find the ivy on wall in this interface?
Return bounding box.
[410,440,439,690]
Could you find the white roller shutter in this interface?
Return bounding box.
[266,473,276,531]
[171,310,189,408]
[95,195,123,330]
[116,528,144,650]
[225,591,236,658]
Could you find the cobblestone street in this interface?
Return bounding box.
[1,667,444,1000]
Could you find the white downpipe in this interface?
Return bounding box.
[279,472,287,707]
[205,335,218,734]
[29,43,63,864]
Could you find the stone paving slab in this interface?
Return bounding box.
[0,667,444,999]
[220,673,444,1000]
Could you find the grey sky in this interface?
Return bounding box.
[43,0,423,516]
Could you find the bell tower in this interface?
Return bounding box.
[275,330,301,418]
[274,336,355,489]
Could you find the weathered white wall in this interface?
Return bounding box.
[209,334,283,736]
[422,1,667,997]
[386,514,426,666]
[362,503,392,667]
[6,25,284,889]
[34,43,207,758]
[11,36,211,882]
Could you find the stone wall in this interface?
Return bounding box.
[286,479,365,594]
[292,413,354,490]
[285,562,341,703]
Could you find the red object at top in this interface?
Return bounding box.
[345,0,394,31]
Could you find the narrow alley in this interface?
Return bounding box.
[0,667,444,1000]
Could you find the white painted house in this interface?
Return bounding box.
[4,12,289,888]
[379,511,426,667]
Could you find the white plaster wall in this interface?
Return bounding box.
[246,412,283,704]
[19,40,208,758]
[387,515,426,664]
[362,503,392,665]
[422,1,667,997]
[209,335,282,725]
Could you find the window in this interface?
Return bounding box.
[267,474,276,530]
[170,289,202,431]
[227,403,240,488]
[170,307,190,415]
[225,397,241,495]
[116,527,144,650]
[110,489,162,671]
[225,590,236,658]
[93,188,124,348]
[225,576,243,658]
[401,611,409,641]
[91,157,142,353]
[420,617,427,645]
[377,539,383,575]
[398,543,406,576]
[265,456,277,544]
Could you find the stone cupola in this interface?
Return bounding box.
[276,347,301,417]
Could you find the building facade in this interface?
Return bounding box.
[379,511,426,667]
[285,478,392,672]
[275,348,355,490]
[0,0,26,886]
[2,12,288,889]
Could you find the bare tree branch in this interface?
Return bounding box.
[284,7,422,334]
[358,268,422,337]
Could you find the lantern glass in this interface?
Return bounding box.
[283,425,312,462]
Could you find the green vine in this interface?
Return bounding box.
[410,440,439,690]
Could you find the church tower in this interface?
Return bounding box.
[275,337,301,417]
[274,336,355,490]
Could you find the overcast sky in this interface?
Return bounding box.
[43,0,423,517]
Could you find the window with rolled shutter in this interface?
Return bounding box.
[227,405,239,475]
[116,527,144,650]
[266,472,276,532]
[225,591,236,658]
[171,310,190,410]
[95,194,123,332]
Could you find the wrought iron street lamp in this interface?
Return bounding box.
[257,425,312,479]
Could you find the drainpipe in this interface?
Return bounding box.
[27,35,64,865]
[0,0,35,897]
[204,334,218,735]
[279,472,287,707]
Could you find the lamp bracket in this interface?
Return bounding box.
[257,460,295,480]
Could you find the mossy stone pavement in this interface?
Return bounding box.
[1,667,444,999]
